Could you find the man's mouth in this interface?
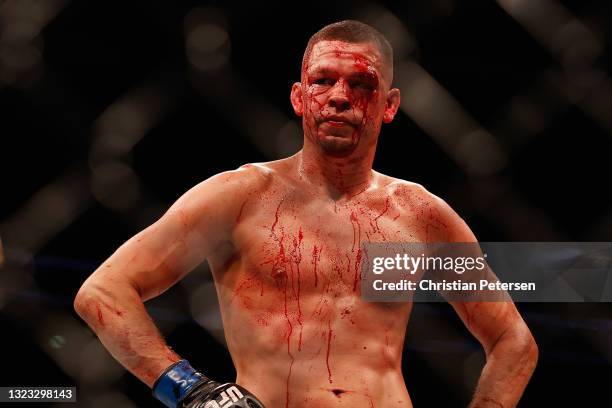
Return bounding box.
[325,120,352,127]
[321,116,355,127]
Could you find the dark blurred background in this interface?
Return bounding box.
[1,0,611,406]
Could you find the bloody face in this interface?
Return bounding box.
[300,40,389,155]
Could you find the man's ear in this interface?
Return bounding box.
[290,82,303,116]
[383,88,401,123]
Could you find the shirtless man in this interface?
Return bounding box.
[74,20,538,408]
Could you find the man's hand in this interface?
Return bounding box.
[181,381,264,408]
[152,360,265,408]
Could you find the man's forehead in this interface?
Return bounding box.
[306,40,383,72]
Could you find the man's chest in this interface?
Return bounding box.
[229,194,422,294]
[211,191,415,332]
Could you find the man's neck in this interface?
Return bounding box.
[297,142,376,200]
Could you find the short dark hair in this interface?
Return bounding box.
[302,20,394,80]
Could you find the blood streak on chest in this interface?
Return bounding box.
[350,211,361,252]
[291,228,305,350]
[326,318,334,384]
[311,244,323,287]
[371,197,390,235]
[353,248,363,293]
[261,198,302,408]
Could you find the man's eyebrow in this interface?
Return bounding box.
[308,67,337,76]
[349,71,379,80]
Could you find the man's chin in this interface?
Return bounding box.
[317,134,358,156]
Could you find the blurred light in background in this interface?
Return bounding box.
[355,4,419,61]
[497,0,603,68]
[184,6,230,72]
[88,85,170,213]
[90,161,142,212]
[89,87,168,164]
[396,61,507,176]
[497,0,612,134]
[49,334,66,349]
[0,170,92,254]
[37,313,101,381]
[0,0,67,88]
[552,20,602,69]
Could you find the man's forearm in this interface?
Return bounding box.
[74,280,180,387]
[469,327,538,408]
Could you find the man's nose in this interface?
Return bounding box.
[328,81,351,111]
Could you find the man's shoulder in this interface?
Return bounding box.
[376,172,474,241]
[194,162,276,194]
[166,163,276,228]
[187,155,299,204]
[171,163,274,215]
[374,171,444,206]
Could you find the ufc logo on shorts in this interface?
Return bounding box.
[203,386,244,408]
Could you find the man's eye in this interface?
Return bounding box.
[314,78,334,86]
[350,81,374,90]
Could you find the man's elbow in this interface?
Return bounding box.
[73,281,97,319]
[516,327,538,379]
[73,277,115,319]
[524,329,539,366]
[74,273,142,320]
[502,324,539,368]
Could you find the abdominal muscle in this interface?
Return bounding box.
[215,278,414,408]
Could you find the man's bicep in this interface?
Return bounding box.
[92,172,240,301]
[440,205,525,353]
[427,189,524,351]
[450,301,523,354]
[111,211,213,301]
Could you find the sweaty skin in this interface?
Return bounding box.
[74,41,537,408]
